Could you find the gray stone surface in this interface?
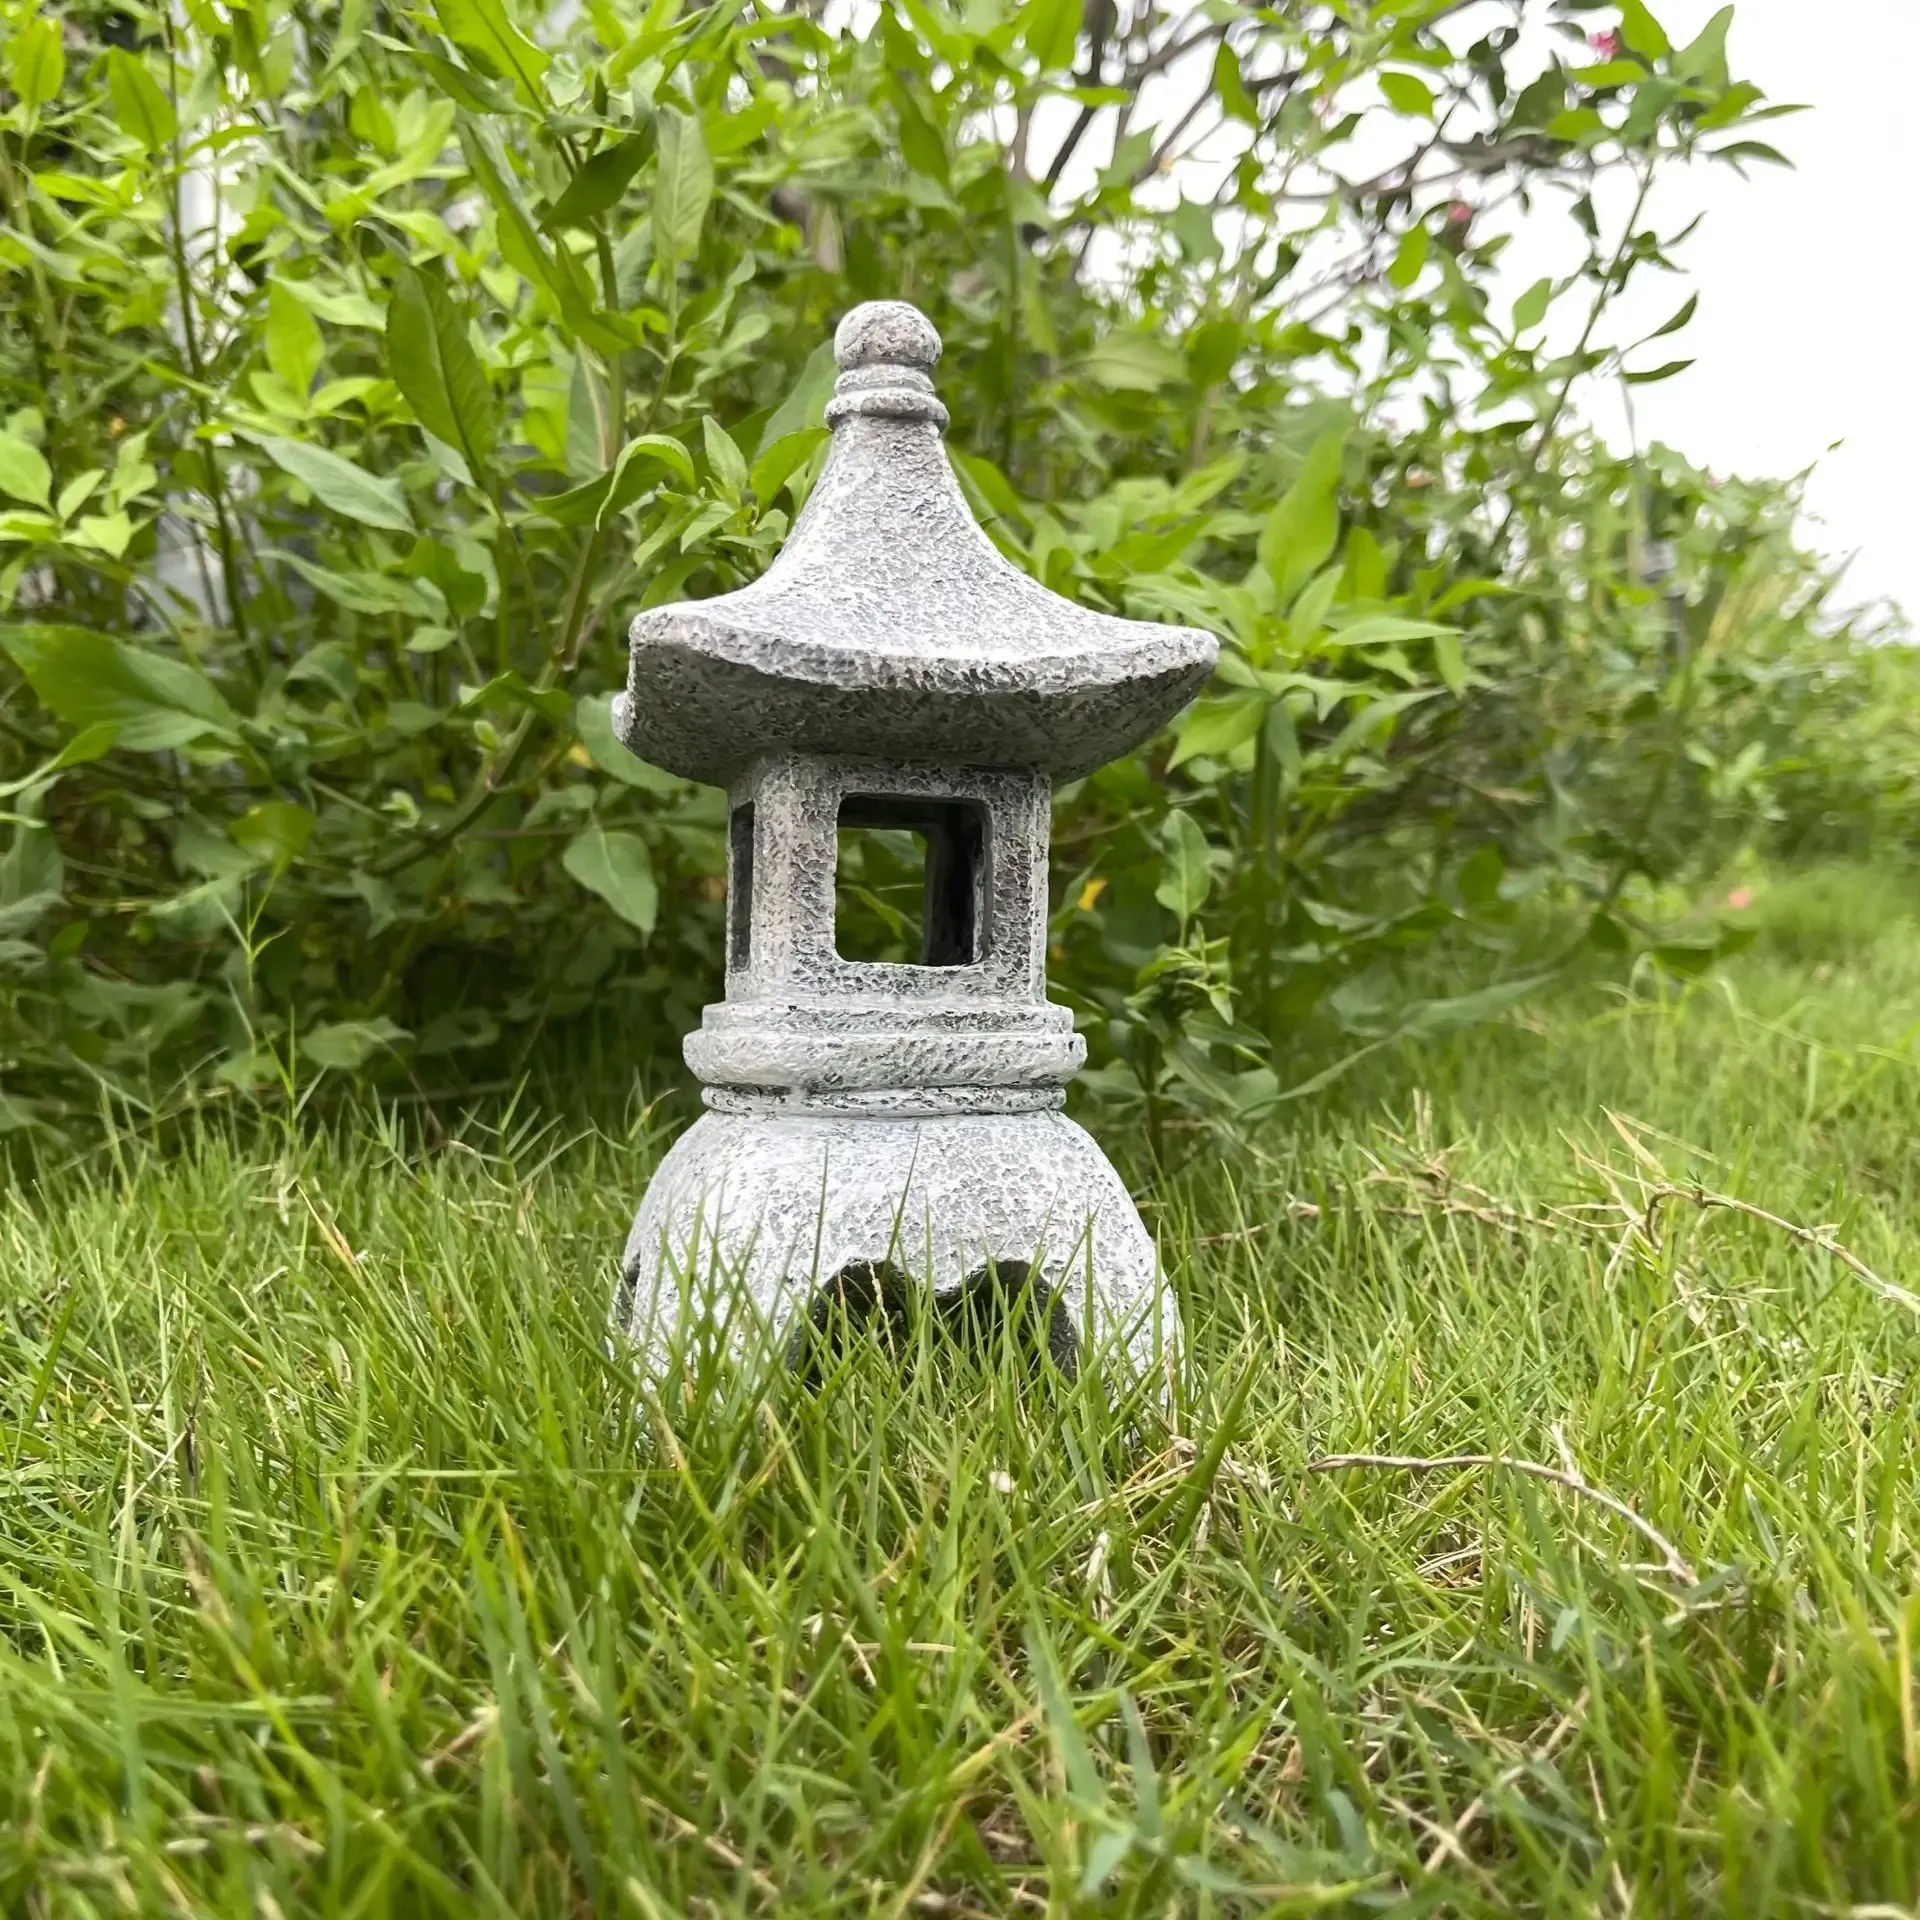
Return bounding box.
[614,301,1216,786]
[686,752,1078,1104]
[619,1109,1171,1374]
[613,300,1218,1380]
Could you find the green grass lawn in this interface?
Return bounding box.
[5,866,1920,1917]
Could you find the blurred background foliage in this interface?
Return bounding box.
[0,0,1913,1140]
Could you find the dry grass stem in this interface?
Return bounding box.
[1639,1184,1920,1317]
[1306,1453,1696,1584]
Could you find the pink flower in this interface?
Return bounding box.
[1726,887,1754,911]
[1589,29,1623,57]
[1445,199,1472,226]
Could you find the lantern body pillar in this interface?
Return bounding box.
[612,302,1216,1377]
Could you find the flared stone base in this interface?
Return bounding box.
[616,1108,1175,1376]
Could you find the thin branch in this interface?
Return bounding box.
[1491,156,1656,564]
[1041,0,1115,190]
[1306,1452,1697,1583]
[1130,17,1226,87]
[1640,1186,1920,1317]
[1133,79,1216,188]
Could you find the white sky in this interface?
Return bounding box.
[1554,0,1917,625]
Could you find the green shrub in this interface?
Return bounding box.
[0,0,1902,1135]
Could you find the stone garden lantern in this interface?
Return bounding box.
[613,300,1216,1375]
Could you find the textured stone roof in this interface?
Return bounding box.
[617,301,1217,786]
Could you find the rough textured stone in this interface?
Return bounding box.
[613,300,1218,1378]
[614,308,1215,787]
[620,1109,1168,1373]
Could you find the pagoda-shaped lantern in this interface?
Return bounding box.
[614,301,1216,1375]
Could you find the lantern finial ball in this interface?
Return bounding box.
[834,300,942,374]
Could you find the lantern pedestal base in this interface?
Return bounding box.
[616,1108,1176,1379]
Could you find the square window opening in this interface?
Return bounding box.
[835,795,988,968]
[728,803,754,971]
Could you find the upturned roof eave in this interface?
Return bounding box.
[626,601,1217,701]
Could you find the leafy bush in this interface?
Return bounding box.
[0,0,1902,1135]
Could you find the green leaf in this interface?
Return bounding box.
[749,429,828,508]
[1388,222,1429,289]
[458,670,571,723]
[1696,80,1763,130]
[1428,576,1512,615]
[677,498,733,553]
[1620,74,1676,147]
[1187,319,1242,388]
[396,41,515,113]
[652,109,713,270]
[73,512,132,559]
[456,114,629,356]
[1453,842,1505,913]
[1618,0,1671,57]
[0,624,240,751]
[564,825,658,932]
[1344,526,1386,601]
[760,341,836,448]
[1575,60,1651,89]
[231,801,315,870]
[0,815,62,926]
[1212,40,1258,127]
[1155,810,1213,921]
[1079,1831,1133,1898]
[1258,427,1344,608]
[1673,6,1731,88]
[1512,276,1553,333]
[1171,198,1218,263]
[1026,1621,1105,1805]
[1712,140,1791,169]
[1545,106,1606,144]
[271,550,439,616]
[387,262,497,479]
[1647,292,1698,340]
[1081,332,1187,393]
[302,1017,409,1072]
[266,283,323,398]
[537,434,697,528]
[1380,71,1435,117]
[603,431,695,495]
[1170,692,1265,769]
[0,722,118,801]
[1624,358,1694,385]
[8,15,65,107]
[1648,940,1721,980]
[702,417,748,496]
[566,353,613,480]
[60,475,106,523]
[256,436,415,533]
[544,133,652,230]
[1432,630,1467,696]
[432,0,550,109]
[892,84,950,187]
[283,281,387,329]
[1120,1692,1163,1843]
[1104,126,1151,188]
[1020,0,1080,71]
[106,49,177,153]
[0,432,52,509]
[1509,69,1568,130]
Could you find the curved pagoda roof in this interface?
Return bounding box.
[616,302,1217,788]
